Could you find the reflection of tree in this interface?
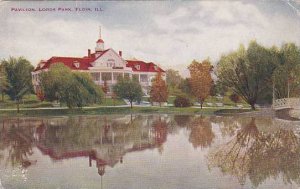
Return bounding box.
[189,116,215,149]
[152,117,168,154]
[210,116,240,137]
[0,120,36,168]
[174,115,192,127]
[208,118,300,187]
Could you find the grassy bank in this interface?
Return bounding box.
[0,94,126,109]
[0,106,231,117]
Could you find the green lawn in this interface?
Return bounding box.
[0,94,54,109]
[0,94,253,117]
[0,94,126,109]
[142,94,249,108]
[93,97,126,106]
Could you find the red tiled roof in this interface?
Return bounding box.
[126,60,165,73]
[34,50,164,73]
[34,57,94,71]
[34,49,110,71]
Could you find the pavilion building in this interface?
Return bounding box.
[31,28,165,95]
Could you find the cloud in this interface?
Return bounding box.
[0,1,299,78]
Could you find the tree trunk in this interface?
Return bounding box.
[130,101,133,109]
[250,103,255,110]
[200,102,203,109]
[17,100,20,113]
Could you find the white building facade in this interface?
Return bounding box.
[32,31,165,95]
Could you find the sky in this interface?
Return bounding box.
[0,0,300,76]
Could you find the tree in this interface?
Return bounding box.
[272,43,300,99]
[217,41,277,110]
[0,64,9,101]
[211,80,227,96]
[113,77,143,108]
[150,71,168,106]
[178,78,191,95]
[188,59,213,109]
[166,69,183,95]
[1,57,34,112]
[102,79,109,103]
[40,63,103,108]
[229,93,240,105]
[40,63,72,102]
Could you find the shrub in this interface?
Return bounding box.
[174,95,192,107]
[229,93,240,104]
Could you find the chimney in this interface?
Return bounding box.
[119,51,122,57]
[88,49,91,57]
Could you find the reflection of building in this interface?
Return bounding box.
[33,115,168,177]
[31,28,165,95]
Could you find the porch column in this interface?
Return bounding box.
[99,72,102,85]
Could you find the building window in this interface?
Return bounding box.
[132,74,139,81]
[91,72,100,81]
[140,74,148,82]
[102,72,112,81]
[113,73,123,81]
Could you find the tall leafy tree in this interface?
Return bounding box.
[165,69,183,95]
[272,43,300,99]
[217,41,277,109]
[166,69,182,88]
[178,78,191,95]
[150,71,168,107]
[0,64,9,101]
[40,63,72,102]
[188,59,213,109]
[40,63,103,108]
[1,57,34,112]
[113,77,143,108]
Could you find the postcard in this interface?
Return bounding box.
[0,1,300,189]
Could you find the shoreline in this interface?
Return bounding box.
[0,106,252,117]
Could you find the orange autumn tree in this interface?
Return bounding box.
[150,71,168,107]
[188,59,213,109]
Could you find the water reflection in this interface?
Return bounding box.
[0,115,299,188]
[188,116,215,149]
[208,117,300,187]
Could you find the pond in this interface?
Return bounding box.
[0,114,300,189]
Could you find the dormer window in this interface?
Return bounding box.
[73,61,80,68]
[135,65,140,70]
[154,65,158,71]
[107,59,115,67]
